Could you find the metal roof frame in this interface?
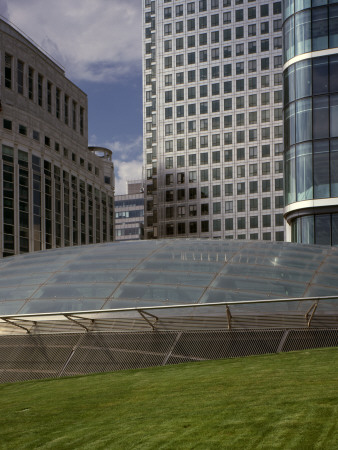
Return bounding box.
[0,296,337,336]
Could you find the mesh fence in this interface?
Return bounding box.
[0,328,337,384]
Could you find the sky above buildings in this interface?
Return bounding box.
[0,0,143,194]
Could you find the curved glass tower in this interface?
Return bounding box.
[283,0,338,245]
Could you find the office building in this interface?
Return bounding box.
[143,0,285,240]
[283,0,338,245]
[0,18,115,257]
[115,180,144,241]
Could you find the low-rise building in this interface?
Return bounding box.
[115,180,144,241]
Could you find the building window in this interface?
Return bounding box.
[17,60,24,94]
[3,119,12,130]
[38,74,43,106]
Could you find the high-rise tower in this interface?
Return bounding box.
[143,0,285,241]
[283,0,338,245]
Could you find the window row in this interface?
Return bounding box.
[164,166,283,182]
[3,53,85,135]
[162,35,283,52]
[145,144,283,165]
[2,119,101,177]
[163,89,282,105]
[284,56,338,107]
[163,200,284,219]
[163,17,280,36]
[162,108,283,127]
[161,71,283,88]
[163,91,282,108]
[164,220,284,236]
[163,127,283,143]
[163,51,282,68]
[290,214,338,246]
[163,183,285,201]
[284,94,338,148]
[157,1,281,17]
[285,139,338,204]
[283,0,338,21]
[159,145,283,162]
[162,70,282,87]
[283,5,338,62]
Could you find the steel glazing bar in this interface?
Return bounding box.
[138,310,159,330]
[1,318,32,333]
[305,302,319,328]
[64,315,90,332]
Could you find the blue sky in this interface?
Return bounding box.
[0,0,143,194]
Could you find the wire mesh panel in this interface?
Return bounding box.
[63,331,180,376]
[0,328,337,384]
[282,329,338,352]
[167,330,286,364]
[0,334,79,383]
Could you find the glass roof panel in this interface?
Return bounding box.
[211,275,306,297]
[200,289,270,303]
[20,299,106,314]
[311,273,338,289]
[0,301,26,315]
[138,259,222,273]
[112,283,203,303]
[221,263,313,283]
[0,273,48,287]
[0,286,37,301]
[47,270,128,284]
[123,270,214,287]
[32,284,117,299]
[67,260,138,270]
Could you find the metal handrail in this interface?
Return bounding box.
[0,295,337,322]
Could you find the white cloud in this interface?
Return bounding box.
[114,159,143,195]
[89,135,143,195]
[5,0,142,82]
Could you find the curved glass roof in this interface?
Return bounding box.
[0,239,337,315]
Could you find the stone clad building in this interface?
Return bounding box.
[0,18,115,257]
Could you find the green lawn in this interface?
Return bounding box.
[0,347,337,449]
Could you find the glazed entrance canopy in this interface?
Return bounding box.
[0,240,338,316]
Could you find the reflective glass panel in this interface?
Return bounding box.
[295,10,311,55]
[313,57,328,95]
[314,140,330,198]
[312,7,328,51]
[296,98,312,143]
[313,95,329,139]
[296,142,313,200]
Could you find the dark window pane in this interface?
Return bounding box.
[315,214,331,245]
[313,140,330,198]
[330,55,338,93]
[313,95,329,139]
[313,57,328,95]
[330,94,338,137]
[312,7,328,51]
[329,5,338,48]
[330,138,338,196]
